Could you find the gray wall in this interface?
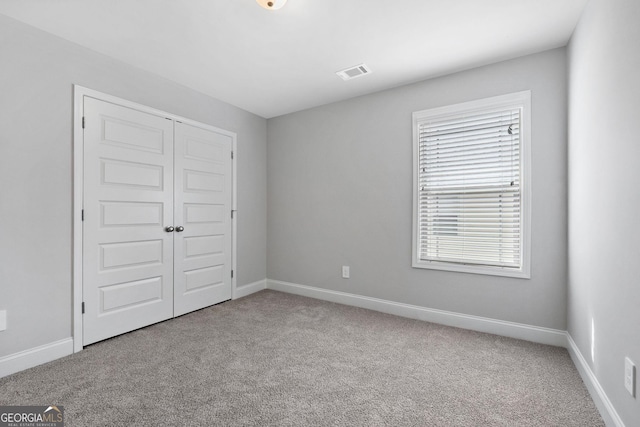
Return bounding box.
[568,0,640,424]
[268,48,568,330]
[0,15,267,357]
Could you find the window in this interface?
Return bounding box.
[412,91,531,278]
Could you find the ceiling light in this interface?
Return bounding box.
[256,0,287,11]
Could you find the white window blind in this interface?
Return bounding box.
[412,92,530,277]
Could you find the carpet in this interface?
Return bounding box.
[0,290,604,426]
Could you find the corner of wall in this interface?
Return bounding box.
[566,333,626,427]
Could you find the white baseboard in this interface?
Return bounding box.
[0,338,74,379]
[233,279,267,299]
[566,334,625,427]
[267,279,567,347]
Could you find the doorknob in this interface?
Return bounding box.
[165,226,175,232]
[175,226,185,232]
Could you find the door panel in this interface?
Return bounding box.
[100,277,164,312]
[100,202,164,227]
[173,122,232,316]
[83,97,174,345]
[101,159,164,189]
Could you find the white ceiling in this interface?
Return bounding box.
[0,0,588,118]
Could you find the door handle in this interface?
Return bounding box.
[175,226,185,232]
[165,226,175,232]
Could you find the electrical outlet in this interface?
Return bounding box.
[0,310,6,331]
[625,357,636,397]
[342,266,350,279]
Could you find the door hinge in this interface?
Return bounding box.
[231,151,234,160]
[81,209,84,221]
[82,302,85,314]
[231,210,235,219]
[82,117,85,129]
[231,270,234,279]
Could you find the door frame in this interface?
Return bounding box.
[72,85,237,353]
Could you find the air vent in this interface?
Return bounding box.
[336,63,372,81]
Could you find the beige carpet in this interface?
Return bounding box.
[0,290,604,426]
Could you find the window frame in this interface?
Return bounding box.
[412,91,531,279]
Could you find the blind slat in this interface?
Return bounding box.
[422,109,520,129]
[420,138,520,153]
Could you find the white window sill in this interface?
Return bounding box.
[412,259,531,279]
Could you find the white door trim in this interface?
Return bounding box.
[72,85,237,353]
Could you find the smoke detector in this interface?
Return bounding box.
[336,64,372,81]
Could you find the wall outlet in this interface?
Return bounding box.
[342,266,350,279]
[0,310,6,331]
[625,357,636,397]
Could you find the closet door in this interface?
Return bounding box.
[83,97,175,345]
[173,122,233,316]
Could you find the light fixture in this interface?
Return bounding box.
[256,0,287,11]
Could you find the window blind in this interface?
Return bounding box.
[417,107,522,268]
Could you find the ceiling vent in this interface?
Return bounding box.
[336,63,372,81]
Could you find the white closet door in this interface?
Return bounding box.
[83,97,175,345]
[173,122,232,316]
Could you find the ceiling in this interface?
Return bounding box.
[0,0,588,118]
